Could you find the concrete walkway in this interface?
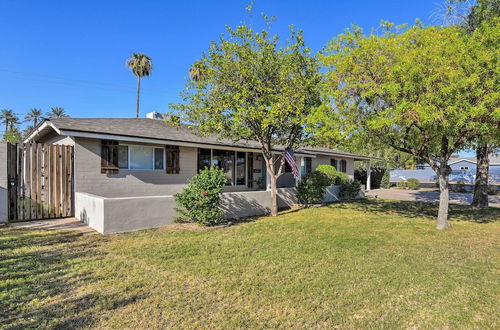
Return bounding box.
[366,189,500,208]
[8,217,96,234]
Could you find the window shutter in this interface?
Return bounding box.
[101,140,119,174]
[166,145,180,174]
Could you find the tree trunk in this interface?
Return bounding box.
[136,76,141,118]
[263,153,279,216]
[270,172,278,216]
[436,169,451,230]
[471,143,489,208]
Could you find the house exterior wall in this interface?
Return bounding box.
[74,137,198,197]
[0,143,8,222]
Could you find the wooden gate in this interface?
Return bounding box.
[7,143,74,221]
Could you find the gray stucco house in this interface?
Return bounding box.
[24,116,372,234]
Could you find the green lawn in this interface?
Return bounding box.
[1,200,499,329]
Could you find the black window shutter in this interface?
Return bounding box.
[101,140,119,174]
[166,145,180,174]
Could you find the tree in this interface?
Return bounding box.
[0,109,16,133]
[171,22,322,216]
[46,107,69,118]
[25,108,43,127]
[2,127,22,143]
[126,53,153,118]
[446,0,500,208]
[320,23,497,229]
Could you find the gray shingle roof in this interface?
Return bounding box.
[47,118,372,160]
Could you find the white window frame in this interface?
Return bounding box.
[120,143,165,171]
[460,166,469,170]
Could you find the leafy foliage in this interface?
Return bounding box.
[406,178,420,190]
[339,180,362,199]
[297,171,330,206]
[170,19,322,216]
[318,22,499,229]
[316,164,349,185]
[174,166,227,226]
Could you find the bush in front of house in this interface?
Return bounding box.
[174,165,227,226]
[406,178,420,190]
[339,179,362,199]
[316,164,349,185]
[297,171,330,206]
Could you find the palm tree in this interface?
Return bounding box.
[189,61,206,82]
[0,109,15,133]
[126,53,153,118]
[25,108,43,127]
[46,107,69,118]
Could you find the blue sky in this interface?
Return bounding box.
[1,0,447,131]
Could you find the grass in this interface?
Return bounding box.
[1,200,499,329]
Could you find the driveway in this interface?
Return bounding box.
[366,189,500,208]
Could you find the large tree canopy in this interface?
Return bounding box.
[319,23,499,229]
[171,23,322,215]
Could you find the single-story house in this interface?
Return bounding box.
[390,154,500,185]
[24,115,373,234]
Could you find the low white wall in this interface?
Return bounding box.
[75,186,342,234]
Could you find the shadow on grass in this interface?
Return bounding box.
[0,228,143,329]
[332,199,500,224]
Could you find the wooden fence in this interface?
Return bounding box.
[7,143,74,221]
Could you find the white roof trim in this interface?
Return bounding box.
[23,121,61,143]
[59,129,319,157]
[448,159,477,165]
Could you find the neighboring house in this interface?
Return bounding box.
[25,115,373,234]
[390,154,500,184]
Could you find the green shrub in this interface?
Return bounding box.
[453,181,467,193]
[487,185,498,195]
[297,171,330,206]
[397,180,407,189]
[380,169,390,188]
[339,179,362,199]
[406,178,420,190]
[316,164,349,185]
[174,166,227,226]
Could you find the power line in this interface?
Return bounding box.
[0,68,182,96]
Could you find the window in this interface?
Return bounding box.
[166,145,180,174]
[212,149,235,185]
[154,148,164,170]
[460,166,469,170]
[107,144,165,171]
[236,152,246,185]
[130,145,154,169]
[197,148,211,173]
[330,159,337,170]
[101,140,119,174]
[197,148,248,186]
[340,159,347,173]
[118,145,128,169]
[303,157,312,177]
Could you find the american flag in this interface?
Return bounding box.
[284,147,299,178]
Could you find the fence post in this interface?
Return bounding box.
[0,142,8,222]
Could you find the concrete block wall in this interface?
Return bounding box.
[75,186,339,235]
[0,143,7,222]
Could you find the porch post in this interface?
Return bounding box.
[366,159,372,191]
[296,156,303,185]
